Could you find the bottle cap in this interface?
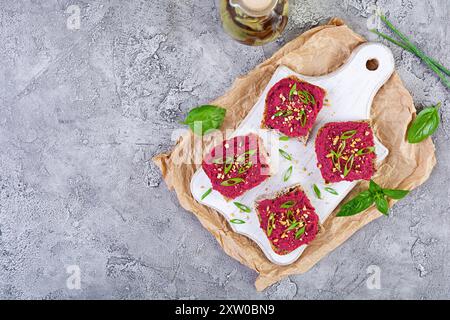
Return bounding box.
[230,0,278,17]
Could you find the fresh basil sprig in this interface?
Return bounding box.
[182,105,226,136]
[407,102,441,144]
[336,180,409,217]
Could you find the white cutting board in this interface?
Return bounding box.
[190,43,395,265]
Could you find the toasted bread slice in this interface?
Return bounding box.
[202,133,271,201]
[262,76,326,145]
[255,184,320,255]
[315,120,376,183]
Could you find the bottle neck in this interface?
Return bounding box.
[230,0,278,17]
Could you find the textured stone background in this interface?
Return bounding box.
[0,0,449,299]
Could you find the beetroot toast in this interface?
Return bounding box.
[262,76,326,144]
[255,185,320,255]
[202,133,271,200]
[315,121,376,183]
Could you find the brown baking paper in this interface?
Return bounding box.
[153,18,436,291]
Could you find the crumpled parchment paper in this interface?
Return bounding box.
[153,18,436,291]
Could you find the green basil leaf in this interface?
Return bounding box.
[279,136,290,141]
[233,202,251,213]
[201,188,212,200]
[383,189,409,200]
[220,177,244,186]
[295,226,306,239]
[281,200,296,209]
[230,219,246,224]
[374,195,389,215]
[182,105,226,136]
[283,166,293,182]
[336,191,374,217]
[369,180,383,194]
[407,103,441,144]
[279,149,292,161]
[313,184,322,199]
[324,187,338,195]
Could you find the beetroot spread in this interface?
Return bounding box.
[256,185,319,255]
[263,76,326,140]
[315,121,376,183]
[202,134,270,200]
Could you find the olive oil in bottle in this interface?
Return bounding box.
[220,0,289,46]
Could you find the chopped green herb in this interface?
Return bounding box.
[324,187,338,195]
[283,166,293,182]
[281,200,296,209]
[289,83,297,101]
[230,219,246,224]
[279,136,290,141]
[357,146,375,155]
[295,226,306,239]
[201,188,212,200]
[279,149,292,161]
[235,149,256,163]
[273,109,293,118]
[298,109,307,127]
[220,177,244,186]
[313,184,322,199]
[343,154,355,177]
[267,213,275,236]
[238,162,252,174]
[286,221,299,232]
[233,202,251,213]
[340,130,357,140]
[224,162,233,175]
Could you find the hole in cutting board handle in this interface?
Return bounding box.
[366,58,379,71]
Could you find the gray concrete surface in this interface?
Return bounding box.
[0,0,449,299]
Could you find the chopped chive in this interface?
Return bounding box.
[356,146,375,156]
[220,177,244,186]
[295,226,306,239]
[298,109,307,127]
[340,130,357,140]
[267,213,275,236]
[238,161,252,174]
[281,200,296,209]
[224,162,233,175]
[236,149,256,163]
[279,149,292,161]
[279,136,290,141]
[343,154,355,177]
[230,219,246,224]
[313,184,322,199]
[283,166,293,182]
[286,221,299,232]
[336,140,346,156]
[324,187,338,195]
[201,188,212,200]
[233,202,251,213]
[289,83,297,101]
